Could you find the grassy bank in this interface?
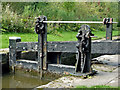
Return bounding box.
[76,85,119,88]
[1,30,119,49]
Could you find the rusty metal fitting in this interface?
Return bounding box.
[110,18,113,24]
[103,18,113,25]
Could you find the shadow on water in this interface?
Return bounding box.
[2,69,61,88]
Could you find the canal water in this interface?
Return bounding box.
[2,70,61,88]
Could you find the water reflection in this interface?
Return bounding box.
[2,70,61,88]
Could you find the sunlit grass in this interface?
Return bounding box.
[76,85,119,88]
[1,30,119,49]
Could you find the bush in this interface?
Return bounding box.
[2,5,35,33]
[1,2,119,34]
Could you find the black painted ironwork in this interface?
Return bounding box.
[76,25,94,73]
[35,16,46,34]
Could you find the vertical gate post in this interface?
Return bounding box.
[43,16,47,70]
[9,37,21,73]
[38,34,42,78]
[103,18,113,40]
[35,16,47,79]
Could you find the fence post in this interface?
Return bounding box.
[106,18,113,40]
[9,37,21,73]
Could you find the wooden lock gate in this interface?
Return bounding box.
[9,16,120,77]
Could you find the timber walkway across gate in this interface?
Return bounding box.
[9,16,120,77]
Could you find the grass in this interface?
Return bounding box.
[76,85,119,89]
[1,30,119,49]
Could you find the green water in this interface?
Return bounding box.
[2,70,61,88]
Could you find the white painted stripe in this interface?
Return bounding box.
[17,60,38,64]
[9,37,21,40]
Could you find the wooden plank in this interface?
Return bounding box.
[47,41,77,53]
[16,40,120,54]
[91,40,120,54]
[16,42,38,51]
